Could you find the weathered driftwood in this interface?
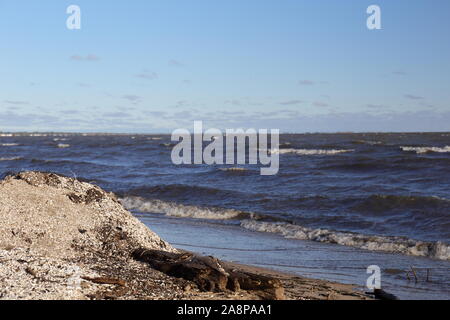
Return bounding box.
[133,248,285,300]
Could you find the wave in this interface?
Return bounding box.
[0,133,75,137]
[57,143,71,148]
[319,161,389,172]
[241,220,450,260]
[270,148,354,155]
[279,142,292,149]
[218,167,248,173]
[320,155,450,172]
[160,143,176,147]
[121,183,252,201]
[0,157,23,161]
[401,146,450,154]
[0,143,19,147]
[352,194,450,214]
[29,158,120,170]
[120,192,450,260]
[121,195,450,260]
[120,196,254,220]
[352,140,383,145]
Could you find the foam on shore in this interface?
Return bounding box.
[241,220,450,260]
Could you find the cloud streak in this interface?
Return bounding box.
[298,80,315,86]
[135,70,158,80]
[70,54,101,62]
[168,59,184,67]
[122,95,142,104]
[404,94,424,100]
[312,101,328,107]
[3,100,29,105]
[280,100,303,105]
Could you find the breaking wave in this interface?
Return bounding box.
[270,148,354,155]
[0,143,19,147]
[0,157,23,161]
[120,196,253,220]
[401,146,450,154]
[160,143,176,148]
[120,194,450,260]
[241,220,450,260]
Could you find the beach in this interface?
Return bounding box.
[1,133,449,300]
[2,0,449,304]
[0,171,371,300]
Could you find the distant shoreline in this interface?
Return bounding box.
[1,131,450,136]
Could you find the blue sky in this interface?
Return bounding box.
[1,0,449,133]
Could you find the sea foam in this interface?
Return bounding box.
[120,196,245,220]
[0,157,23,161]
[401,146,450,154]
[241,220,450,260]
[0,143,19,147]
[270,148,354,155]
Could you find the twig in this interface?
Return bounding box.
[82,276,126,286]
[69,169,78,180]
[410,266,418,282]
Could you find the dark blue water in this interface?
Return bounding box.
[1,132,449,299]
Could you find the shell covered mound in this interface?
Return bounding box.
[0,172,174,256]
[0,172,182,300]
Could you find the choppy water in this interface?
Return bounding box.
[1,132,449,299]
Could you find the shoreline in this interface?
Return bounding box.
[138,213,450,300]
[0,171,370,300]
[208,260,370,300]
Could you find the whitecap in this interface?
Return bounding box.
[241,220,450,261]
[0,143,19,147]
[120,196,244,220]
[400,146,450,154]
[270,148,354,155]
[0,157,23,161]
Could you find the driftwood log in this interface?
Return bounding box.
[133,248,285,300]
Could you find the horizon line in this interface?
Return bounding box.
[1,131,449,135]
